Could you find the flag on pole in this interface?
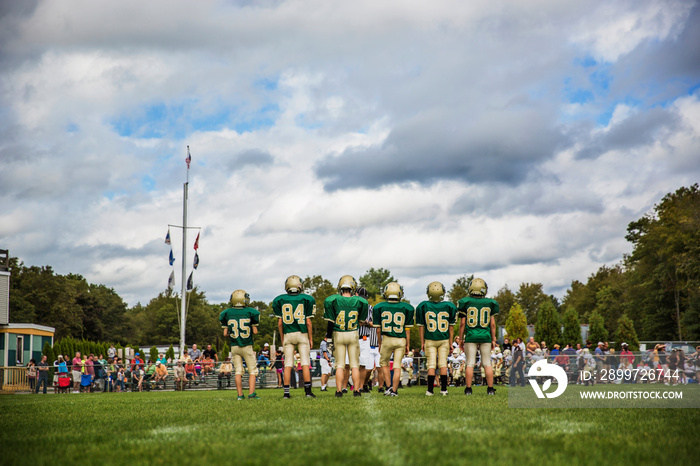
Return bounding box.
[167,271,175,291]
[186,147,191,169]
[187,272,193,291]
[194,232,200,250]
[169,248,175,266]
[193,252,199,270]
[165,229,171,245]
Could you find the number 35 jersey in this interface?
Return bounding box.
[457,296,499,343]
[219,307,261,347]
[372,301,415,339]
[272,293,317,334]
[323,295,369,333]
[415,301,458,341]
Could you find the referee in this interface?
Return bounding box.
[357,287,379,392]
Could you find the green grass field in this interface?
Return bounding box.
[1,385,696,465]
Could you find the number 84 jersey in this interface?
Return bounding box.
[272,293,317,334]
[415,301,458,341]
[457,296,499,343]
[219,307,261,347]
[372,301,415,338]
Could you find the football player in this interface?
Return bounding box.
[373,282,414,396]
[323,275,370,397]
[272,275,317,399]
[458,278,499,396]
[415,281,458,396]
[219,289,261,400]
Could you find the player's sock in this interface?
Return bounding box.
[427,375,435,393]
[304,382,312,395]
[440,375,448,392]
[284,385,290,396]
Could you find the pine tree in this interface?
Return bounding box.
[614,314,640,351]
[562,307,582,347]
[166,344,175,361]
[534,300,561,347]
[588,310,608,344]
[505,303,528,343]
[149,346,159,363]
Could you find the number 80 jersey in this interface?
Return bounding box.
[457,296,499,343]
[219,307,261,347]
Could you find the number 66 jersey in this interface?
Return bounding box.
[219,306,261,347]
[457,296,499,343]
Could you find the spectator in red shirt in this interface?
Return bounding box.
[131,353,144,371]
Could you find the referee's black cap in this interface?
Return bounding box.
[356,286,369,299]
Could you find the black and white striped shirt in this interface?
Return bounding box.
[358,305,378,347]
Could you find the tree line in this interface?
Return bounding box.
[8,185,699,353]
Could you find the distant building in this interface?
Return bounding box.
[0,249,55,366]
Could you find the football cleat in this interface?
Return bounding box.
[230,289,251,308]
[320,387,327,391]
[440,390,449,396]
[285,275,303,294]
[425,391,434,396]
[237,395,245,401]
[306,392,317,398]
[283,393,291,399]
[384,388,392,396]
[337,275,357,293]
[353,390,361,397]
[464,387,473,396]
[487,387,496,396]
[468,278,488,297]
[248,392,260,399]
[335,391,343,398]
[426,282,446,302]
[383,282,404,301]
[342,388,348,394]
[388,390,398,397]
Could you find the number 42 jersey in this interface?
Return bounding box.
[272,293,316,334]
[219,307,260,347]
[457,296,499,343]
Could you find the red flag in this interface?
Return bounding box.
[194,232,199,250]
[186,147,191,169]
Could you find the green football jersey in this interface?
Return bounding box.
[272,293,316,334]
[323,294,369,332]
[457,296,499,343]
[219,307,260,347]
[373,301,415,338]
[415,300,458,341]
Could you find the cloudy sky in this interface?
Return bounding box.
[1,0,699,308]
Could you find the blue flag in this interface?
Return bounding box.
[193,252,199,270]
[169,249,175,266]
[165,230,171,245]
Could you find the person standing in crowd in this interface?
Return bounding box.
[272,275,317,399]
[595,342,606,383]
[510,337,526,387]
[415,281,458,396]
[26,359,37,392]
[189,344,202,362]
[203,344,218,363]
[107,344,116,360]
[35,355,49,394]
[319,336,332,391]
[373,281,414,397]
[71,352,82,393]
[219,289,261,400]
[273,347,284,388]
[218,357,233,389]
[502,337,512,352]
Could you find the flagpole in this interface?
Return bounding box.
[180,148,190,358]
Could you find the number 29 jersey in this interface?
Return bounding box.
[415,300,458,341]
[219,307,260,347]
[372,301,415,338]
[457,296,499,343]
[272,293,316,334]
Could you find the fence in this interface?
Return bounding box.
[0,367,33,392]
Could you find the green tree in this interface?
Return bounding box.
[515,283,548,323]
[505,303,528,343]
[149,346,159,363]
[614,314,640,351]
[587,311,608,344]
[359,268,395,301]
[493,285,515,325]
[561,307,582,347]
[303,275,336,347]
[166,344,175,361]
[447,275,473,305]
[534,300,561,348]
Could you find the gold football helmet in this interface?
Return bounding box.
[285,275,303,294]
[230,289,250,308]
[468,278,488,297]
[383,282,404,301]
[337,275,357,293]
[426,281,445,302]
